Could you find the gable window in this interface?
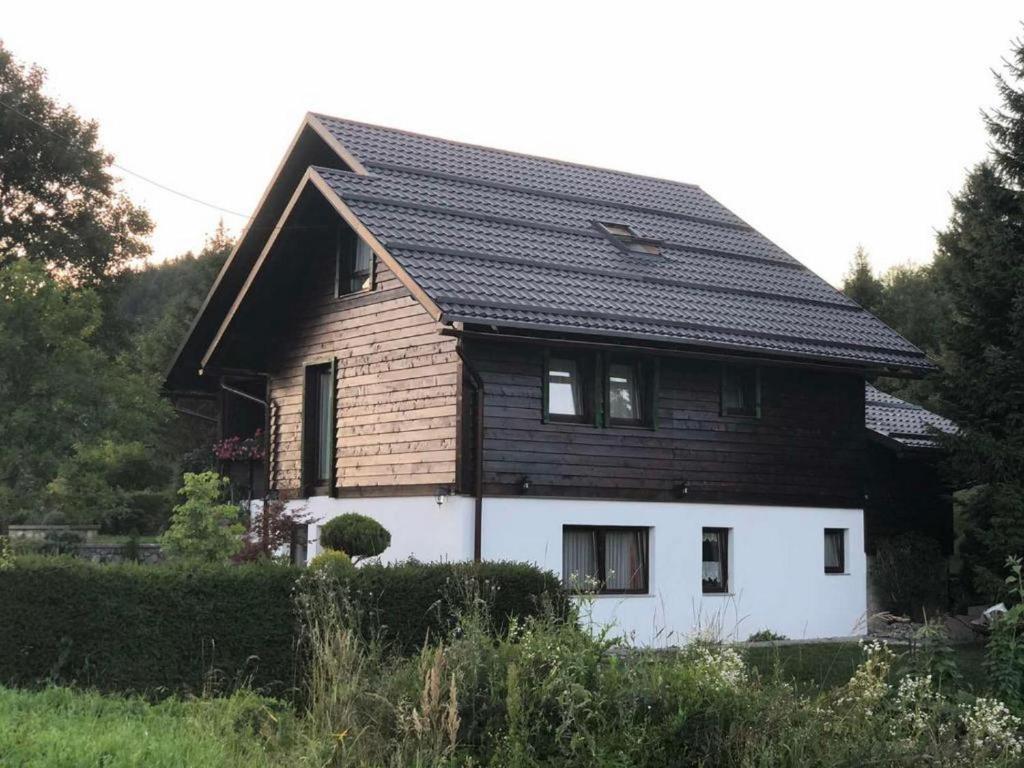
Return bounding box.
[544,354,592,424]
[702,527,730,594]
[721,365,760,418]
[302,362,336,494]
[336,229,374,297]
[824,528,846,574]
[563,525,649,594]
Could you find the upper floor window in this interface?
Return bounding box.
[545,354,593,424]
[302,361,336,495]
[563,525,649,594]
[721,364,760,418]
[336,231,374,297]
[544,351,657,428]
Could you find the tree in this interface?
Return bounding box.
[930,34,1024,598]
[841,246,884,314]
[0,261,169,524]
[319,513,391,562]
[161,472,243,562]
[0,41,152,285]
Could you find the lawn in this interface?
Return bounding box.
[743,640,988,692]
[0,686,297,768]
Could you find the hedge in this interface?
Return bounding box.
[0,557,563,697]
[0,557,300,696]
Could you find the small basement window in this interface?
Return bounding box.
[825,529,846,574]
[721,365,760,418]
[563,525,649,594]
[702,527,730,594]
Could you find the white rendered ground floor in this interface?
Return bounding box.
[297,495,866,646]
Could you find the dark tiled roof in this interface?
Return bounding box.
[312,114,931,371]
[865,384,957,449]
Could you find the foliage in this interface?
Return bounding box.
[306,549,355,580]
[0,261,171,525]
[842,245,885,313]
[319,513,392,562]
[46,440,172,533]
[746,629,787,642]
[0,42,152,286]
[905,617,964,692]
[214,431,265,462]
[0,686,297,768]
[234,499,310,563]
[986,555,1024,706]
[0,557,300,695]
[0,537,12,571]
[161,472,243,563]
[871,532,946,619]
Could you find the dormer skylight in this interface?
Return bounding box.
[594,221,663,256]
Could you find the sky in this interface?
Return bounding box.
[3,1,1022,285]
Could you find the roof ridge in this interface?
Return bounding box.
[310,112,708,192]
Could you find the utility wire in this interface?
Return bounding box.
[0,96,249,218]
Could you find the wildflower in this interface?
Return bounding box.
[960,697,1024,757]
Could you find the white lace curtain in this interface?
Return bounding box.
[702,530,724,584]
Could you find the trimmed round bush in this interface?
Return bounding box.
[319,514,391,561]
[307,550,355,581]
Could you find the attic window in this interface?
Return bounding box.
[594,222,662,256]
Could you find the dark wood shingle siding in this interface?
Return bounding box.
[465,341,866,507]
[267,251,458,496]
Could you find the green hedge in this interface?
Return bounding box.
[343,560,566,653]
[0,557,563,696]
[0,557,300,696]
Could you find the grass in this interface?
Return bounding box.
[743,640,988,692]
[0,686,297,767]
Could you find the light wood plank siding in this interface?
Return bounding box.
[267,252,458,497]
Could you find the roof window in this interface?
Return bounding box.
[594,221,662,256]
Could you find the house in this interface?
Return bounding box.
[165,114,934,644]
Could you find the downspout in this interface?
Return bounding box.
[456,341,485,563]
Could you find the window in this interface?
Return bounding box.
[594,221,662,255]
[563,526,649,594]
[607,360,644,425]
[824,528,846,574]
[545,354,592,423]
[302,362,336,494]
[336,230,374,296]
[721,365,760,418]
[702,528,729,593]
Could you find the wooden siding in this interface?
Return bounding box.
[463,340,866,507]
[266,249,458,496]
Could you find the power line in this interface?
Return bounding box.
[0,96,249,218]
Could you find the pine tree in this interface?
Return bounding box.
[841,246,884,314]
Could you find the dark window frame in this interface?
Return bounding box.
[824,528,846,574]
[562,524,650,595]
[543,350,597,425]
[335,226,376,298]
[300,360,337,497]
[720,364,761,419]
[604,355,658,429]
[701,527,730,594]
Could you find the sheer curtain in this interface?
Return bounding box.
[563,529,598,588]
[825,530,844,571]
[702,530,723,585]
[605,529,648,591]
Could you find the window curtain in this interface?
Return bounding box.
[563,529,598,588]
[604,529,648,590]
[825,530,844,571]
[702,530,723,584]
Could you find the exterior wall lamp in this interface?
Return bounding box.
[520,476,532,494]
[434,485,452,508]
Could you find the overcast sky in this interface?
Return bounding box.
[4,2,1022,284]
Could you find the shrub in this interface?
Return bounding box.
[871,532,946,619]
[0,557,299,696]
[747,629,788,642]
[307,550,355,581]
[161,472,243,563]
[319,513,390,561]
[234,499,310,563]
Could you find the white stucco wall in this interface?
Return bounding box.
[482,498,866,645]
[299,495,865,645]
[302,495,475,564]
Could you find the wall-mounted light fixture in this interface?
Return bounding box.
[673,480,689,499]
[520,476,532,494]
[434,485,451,508]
